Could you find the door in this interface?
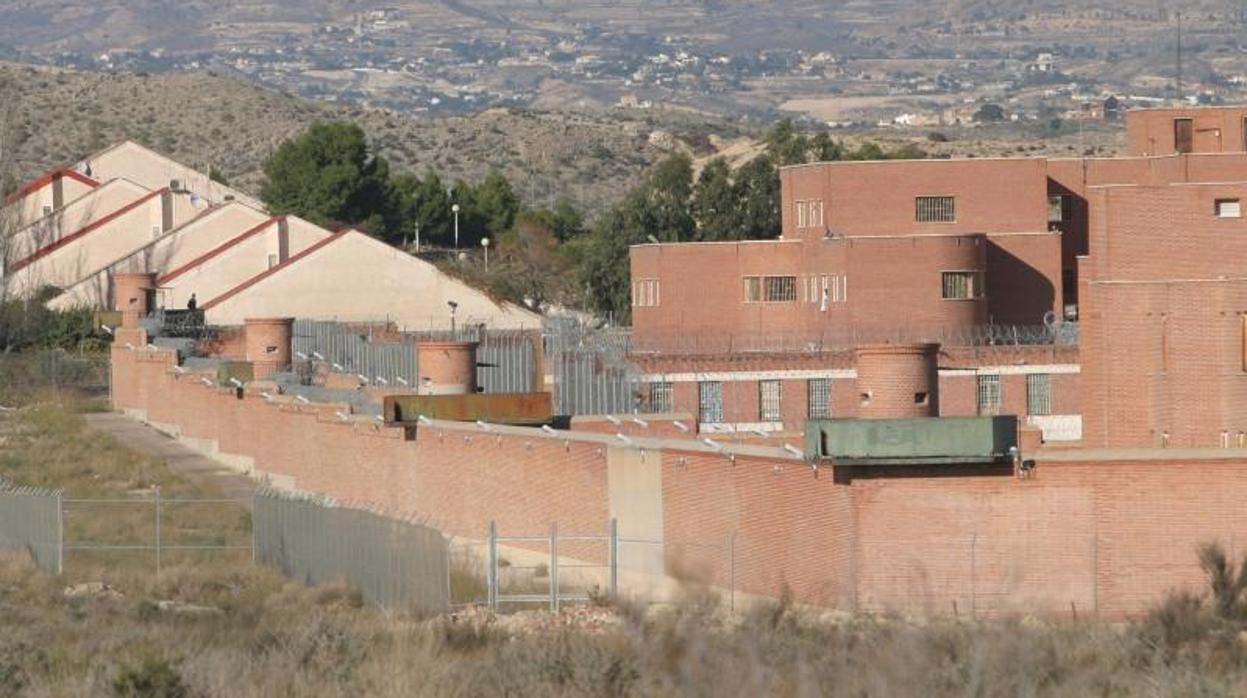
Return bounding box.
[1174,118,1194,154]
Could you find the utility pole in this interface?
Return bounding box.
[1176,11,1183,104]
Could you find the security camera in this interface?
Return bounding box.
[447,301,459,310]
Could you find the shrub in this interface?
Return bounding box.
[112,657,188,698]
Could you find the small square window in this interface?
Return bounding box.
[942,271,984,300]
[916,195,955,223]
[649,382,673,413]
[1216,199,1241,219]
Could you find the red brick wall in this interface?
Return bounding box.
[113,345,1247,619]
[1082,182,1247,447]
[1126,107,1247,156]
[781,158,1050,240]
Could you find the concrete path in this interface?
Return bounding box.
[84,412,257,509]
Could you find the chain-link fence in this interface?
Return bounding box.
[254,489,449,613]
[0,350,110,405]
[0,484,450,612]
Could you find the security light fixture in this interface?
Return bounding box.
[100,325,114,335]
[751,428,769,438]
[632,417,649,428]
[396,377,409,386]
[606,415,621,425]
[332,362,344,371]
[295,395,311,404]
[147,343,158,350]
[295,351,308,360]
[541,425,558,435]
[200,377,214,387]
[417,415,433,425]
[375,377,388,385]
[173,366,186,374]
[357,374,369,384]
[228,377,243,388]
[702,437,724,452]
[782,444,803,458]
[335,411,349,421]
[647,234,660,244]
[673,421,690,432]
[616,433,634,447]
[312,352,325,360]
[475,420,492,431]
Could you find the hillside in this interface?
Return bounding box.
[0,62,726,214]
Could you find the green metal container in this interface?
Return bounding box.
[215,361,255,387]
[805,416,1018,466]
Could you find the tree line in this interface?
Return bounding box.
[259,119,929,322]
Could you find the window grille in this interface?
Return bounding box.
[759,380,782,422]
[916,195,955,223]
[744,276,798,303]
[807,378,831,419]
[977,374,1001,415]
[1026,374,1051,416]
[649,382,674,413]
[942,271,983,300]
[698,382,723,424]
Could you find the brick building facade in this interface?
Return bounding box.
[630,106,1247,442]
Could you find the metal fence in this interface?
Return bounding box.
[61,490,253,573]
[292,320,537,393]
[630,323,1080,356]
[0,350,110,403]
[0,484,450,613]
[450,520,739,613]
[254,489,449,613]
[0,485,62,574]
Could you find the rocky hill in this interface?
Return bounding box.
[0,62,729,214]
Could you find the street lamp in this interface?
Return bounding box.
[481,237,490,273]
[414,221,420,253]
[452,203,460,248]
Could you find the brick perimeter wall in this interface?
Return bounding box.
[112,346,1247,619]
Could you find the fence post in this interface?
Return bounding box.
[250,494,257,566]
[550,521,559,613]
[154,487,162,575]
[608,518,618,598]
[56,492,64,576]
[487,520,497,611]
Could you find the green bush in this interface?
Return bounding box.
[112,657,188,698]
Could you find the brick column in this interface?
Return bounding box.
[244,318,294,380]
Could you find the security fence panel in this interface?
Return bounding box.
[254,490,449,612]
[0,486,62,574]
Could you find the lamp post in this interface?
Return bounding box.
[452,203,460,248]
[414,221,420,253]
[482,237,490,273]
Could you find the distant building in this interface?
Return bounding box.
[3,142,539,331]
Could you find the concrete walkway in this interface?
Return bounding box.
[84,412,257,509]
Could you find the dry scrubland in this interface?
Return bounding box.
[4,368,1247,695]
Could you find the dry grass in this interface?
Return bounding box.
[5,397,1247,695]
[3,548,1247,697]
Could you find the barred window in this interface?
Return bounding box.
[915,195,955,223]
[759,380,782,422]
[942,271,984,300]
[632,278,660,307]
[744,275,797,303]
[1026,374,1051,416]
[807,378,832,419]
[698,382,723,424]
[649,382,673,413]
[1048,195,1069,224]
[977,374,1001,415]
[795,199,824,228]
[804,274,848,304]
